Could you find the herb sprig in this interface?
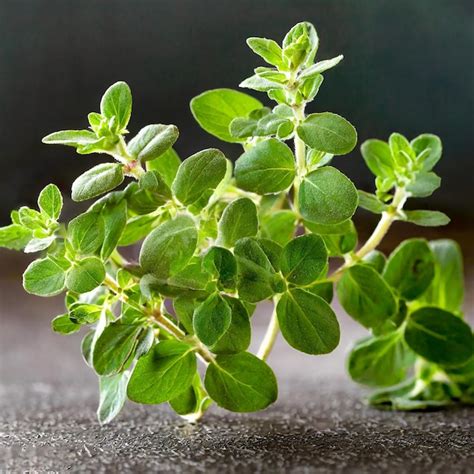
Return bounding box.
[1,22,472,423]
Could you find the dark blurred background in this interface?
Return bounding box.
[0,0,473,223]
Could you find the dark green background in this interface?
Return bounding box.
[0,0,472,222]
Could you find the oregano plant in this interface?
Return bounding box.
[1,22,472,423]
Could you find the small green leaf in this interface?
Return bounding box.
[204,352,277,412]
[337,264,397,329]
[260,210,297,246]
[42,130,99,148]
[362,250,386,274]
[118,214,159,246]
[71,163,124,202]
[411,134,442,171]
[360,139,395,179]
[297,113,357,155]
[100,200,127,259]
[235,138,295,195]
[277,288,339,354]
[203,246,237,289]
[405,307,473,366]
[66,257,105,293]
[172,149,227,206]
[210,296,251,354]
[348,331,415,387]
[38,184,63,220]
[383,239,435,300]
[93,322,143,375]
[299,55,343,80]
[246,37,283,67]
[218,198,258,248]
[68,211,104,255]
[299,167,358,224]
[280,234,327,285]
[139,215,197,279]
[69,303,103,324]
[146,147,181,187]
[23,257,67,296]
[128,124,179,163]
[193,293,232,347]
[358,190,388,214]
[97,372,130,425]
[127,340,196,404]
[407,172,441,197]
[51,313,81,335]
[190,89,262,143]
[100,81,132,132]
[402,210,450,227]
[0,224,32,250]
[420,240,464,313]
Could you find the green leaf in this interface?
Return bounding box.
[190,88,262,143]
[405,307,473,366]
[23,257,67,296]
[118,214,159,246]
[127,340,196,404]
[407,172,441,197]
[235,138,295,194]
[358,190,388,214]
[97,372,130,425]
[402,210,450,227]
[240,74,284,93]
[348,331,415,387]
[24,236,56,254]
[172,149,227,206]
[93,322,143,375]
[246,37,283,67]
[260,210,297,246]
[360,139,395,179]
[139,215,197,279]
[362,250,386,274]
[42,130,99,148]
[389,133,415,168]
[277,288,339,355]
[38,184,63,220]
[420,240,464,313]
[69,303,103,324]
[146,147,181,187]
[71,163,124,202]
[411,134,442,171]
[203,246,237,289]
[66,257,105,293]
[234,237,283,302]
[204,352,277,412]
[210,297,251,354]
[169,374,211,421]
[128,124,179,163]
[299,167,358,224]
[297,113,357,155]
[280,234,327,285]
[0,224,32,250]
[299,55,344,79]
[68,211,104,255]
[193,293,232,347]
[304,280,333,303]
[282,22,319,68]
[51,313,80,335]
[100,81,132,132]
[100,200,127,259]
[218,198,258,248]
[383,239,435,300]
[337,264,397,329]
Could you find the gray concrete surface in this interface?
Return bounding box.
[1,229,473,473]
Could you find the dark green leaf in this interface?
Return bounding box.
[277,288,339,355]
[235,138,295,195]
[297,113,357,155]
[71,163,124,202]
[280,234,327,285]
[127,340,196,404]
[100,200,127,259]
[362,250,386,274]
[337,264,397,329]
[383,239,435,300]
[405,307,473,366]
[218,198,258,248]
[172,149,227,206]
[139,215,197,279]
[190,88,262,143]
[69,303,103,324]
[203,246,237,289]
[299,167,358,224]
[204,352,277,412]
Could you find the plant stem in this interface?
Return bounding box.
[292,104,307,211]
[257,297,280,360]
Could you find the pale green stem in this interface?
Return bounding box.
[257,297,281,360]
[292,104,307,211]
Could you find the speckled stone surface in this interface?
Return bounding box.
[1,247,473,473]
